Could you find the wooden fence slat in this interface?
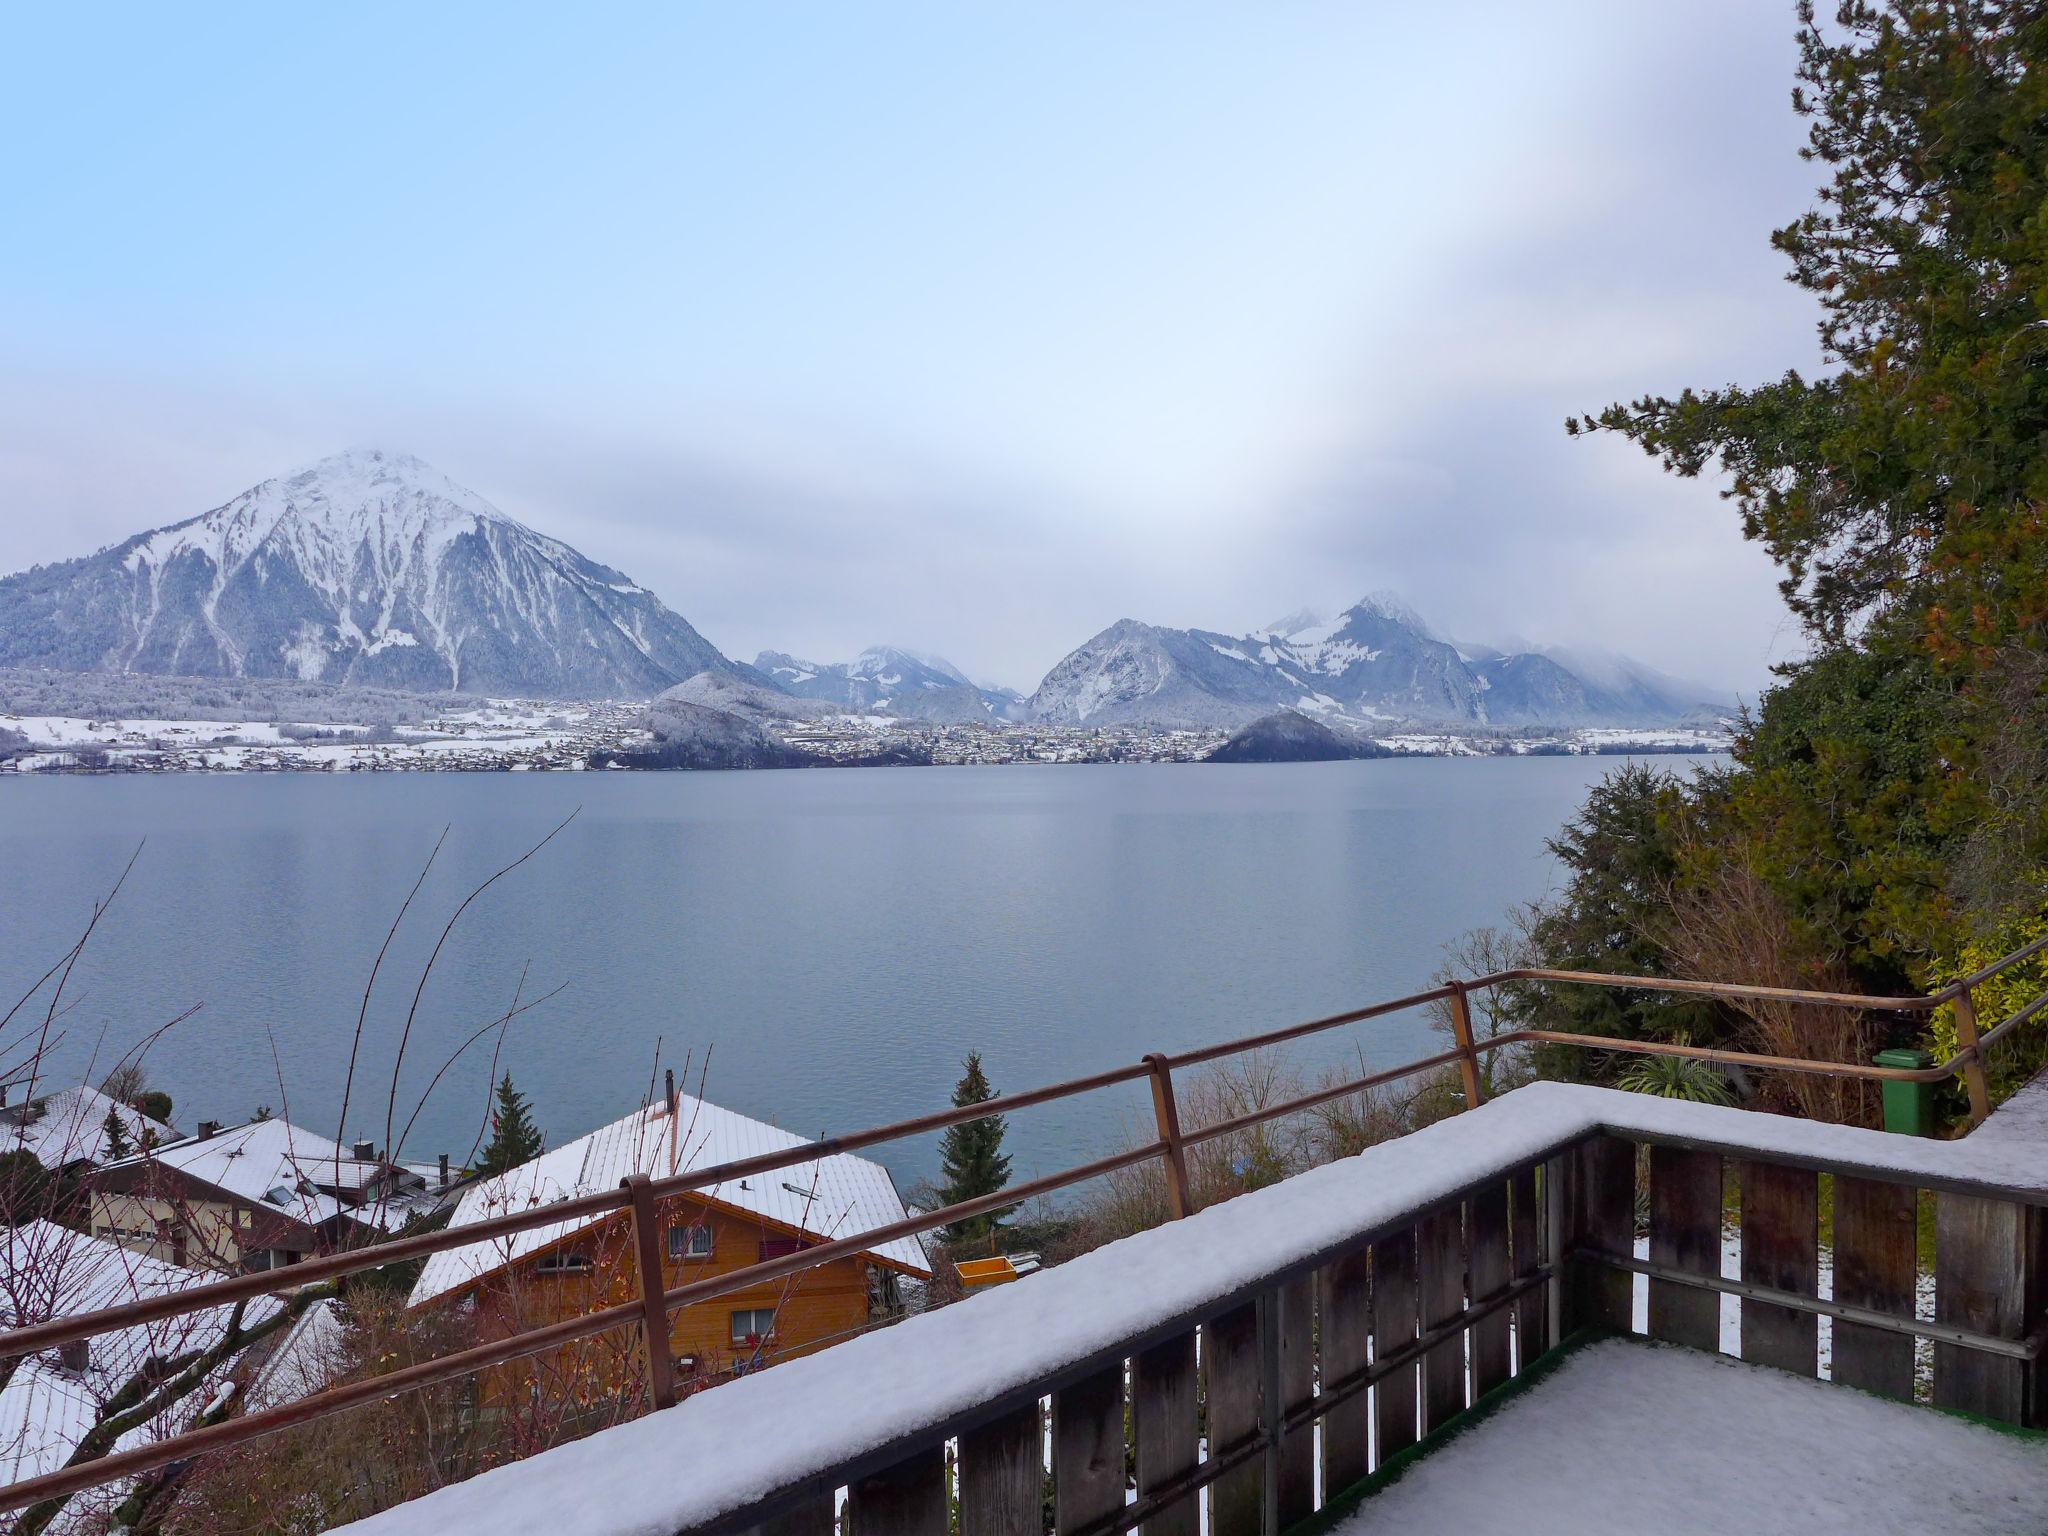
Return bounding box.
[1934,1193,2031,1424]
[1205,1303,1263,1536]
[1371,1227,1418,1465]
[1133,1331,1199,1536]
[1317,1248,1371,1498]
[1418,1206,1466,1433]
[846,1446,948,1536]
[1277,1273,1316,1528]
[1831,1175,1917,1401]
[1648,1146,1721,1352]
[1468,1182,1511,1398]
[1053,1364,1125,1536]
[959,1402,1043,1536]
[1568,1135,1633,1334]
[748,1496,833,1536]
[1509,1164,1544,1367]
[1739,1160,1819,1376]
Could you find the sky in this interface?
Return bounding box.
[0,3,1825,696]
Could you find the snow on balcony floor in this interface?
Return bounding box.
[1333,1338,2048,1536]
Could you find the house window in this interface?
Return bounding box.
[536,1251,594,1275]
[730,1307,776,1343]
[668,1223,713,1261]
[759,1236,807,1261]
[237,1209,253,1229]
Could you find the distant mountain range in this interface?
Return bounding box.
[0,451,1734,730]
[1025,599,1732,731]
[754,647,1021,722]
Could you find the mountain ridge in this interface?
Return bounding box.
[1024,599,1723,730]
[0,449,744,697]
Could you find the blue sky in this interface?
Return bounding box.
[0,3,1822,692]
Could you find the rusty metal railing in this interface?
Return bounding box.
[3,933,2046,1520]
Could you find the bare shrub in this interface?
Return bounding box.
[1660,853,1878,1125]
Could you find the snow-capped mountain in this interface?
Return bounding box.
[0,449,744,697]
[1025,597,1723,729]
[754,646,1020,721]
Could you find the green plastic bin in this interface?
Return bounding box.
[1876,1046,1936,1137]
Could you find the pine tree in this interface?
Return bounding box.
[475,1073,544,1177]
[936,1052,1013,1245]
[100,1107,131,1162]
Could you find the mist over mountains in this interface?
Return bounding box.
[0,451,1733,731]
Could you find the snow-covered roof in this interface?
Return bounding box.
[96,1117,427,1233]
[0,1084,175,1171]
[0,1222,283,1523]
[243,1296,348,1414]
[336,1079,2048,1536]
[410,1093,929,1307]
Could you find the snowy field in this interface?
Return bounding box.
[0,699,642,773]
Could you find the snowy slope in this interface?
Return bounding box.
[754,646,1017,721]
[1026,597,1719,730]
[0,449,743,698]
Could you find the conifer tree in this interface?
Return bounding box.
[936,1052,1013,1245]
[100,1107,131,1162]
[475,1073,544,1177]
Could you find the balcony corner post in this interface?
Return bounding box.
[623,1172,678,1411]
[1145,1053,1194,1220]
[1951,986,1993,1127]
[1447,980,1485,1110]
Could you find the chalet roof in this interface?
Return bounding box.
[0,1222,283,1517]
[410,1092,931,1307]
[94,1117,429,1233]
[0,1084,175,1171]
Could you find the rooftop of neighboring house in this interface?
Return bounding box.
[0,1084,176,1172]
[0,1221,283,1520]
[410,1090,931,1307]
[91,1116,436,1235]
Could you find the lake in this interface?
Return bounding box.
[0,759,1710,1191]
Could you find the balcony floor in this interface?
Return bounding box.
[1329,1337,2048,1535]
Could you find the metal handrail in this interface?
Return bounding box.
[3,928,2046,1519]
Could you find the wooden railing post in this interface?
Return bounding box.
[1145,1053,1194,1220]
[1446,981,1485,1109]
[622,1172,678,1411]
[1952,986,1993,1126]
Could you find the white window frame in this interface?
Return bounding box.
[669,1223,714,1261]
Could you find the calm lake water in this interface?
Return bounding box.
[0,760,1714,1190]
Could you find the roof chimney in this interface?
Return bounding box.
[438,1152,450,1187]
[352,1139,376,1161]
[196,1120,221,1141]
[665,1068,677,1117]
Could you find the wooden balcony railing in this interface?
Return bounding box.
[4,932,2047,1523]
[639,1108,2048,1536]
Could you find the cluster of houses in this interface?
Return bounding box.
[0,1077,931,1524]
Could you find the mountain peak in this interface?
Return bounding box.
[1347,591,1434,636]
[1,453,738,697]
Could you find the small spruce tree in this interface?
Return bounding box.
[475,1073,544,1177]
[100,1107,132,1162]
[936,1052,1014,1245]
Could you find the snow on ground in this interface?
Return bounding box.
[1,699,624,772]
[1332,1337,2048,1535]
[331,1083,2048,1536]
